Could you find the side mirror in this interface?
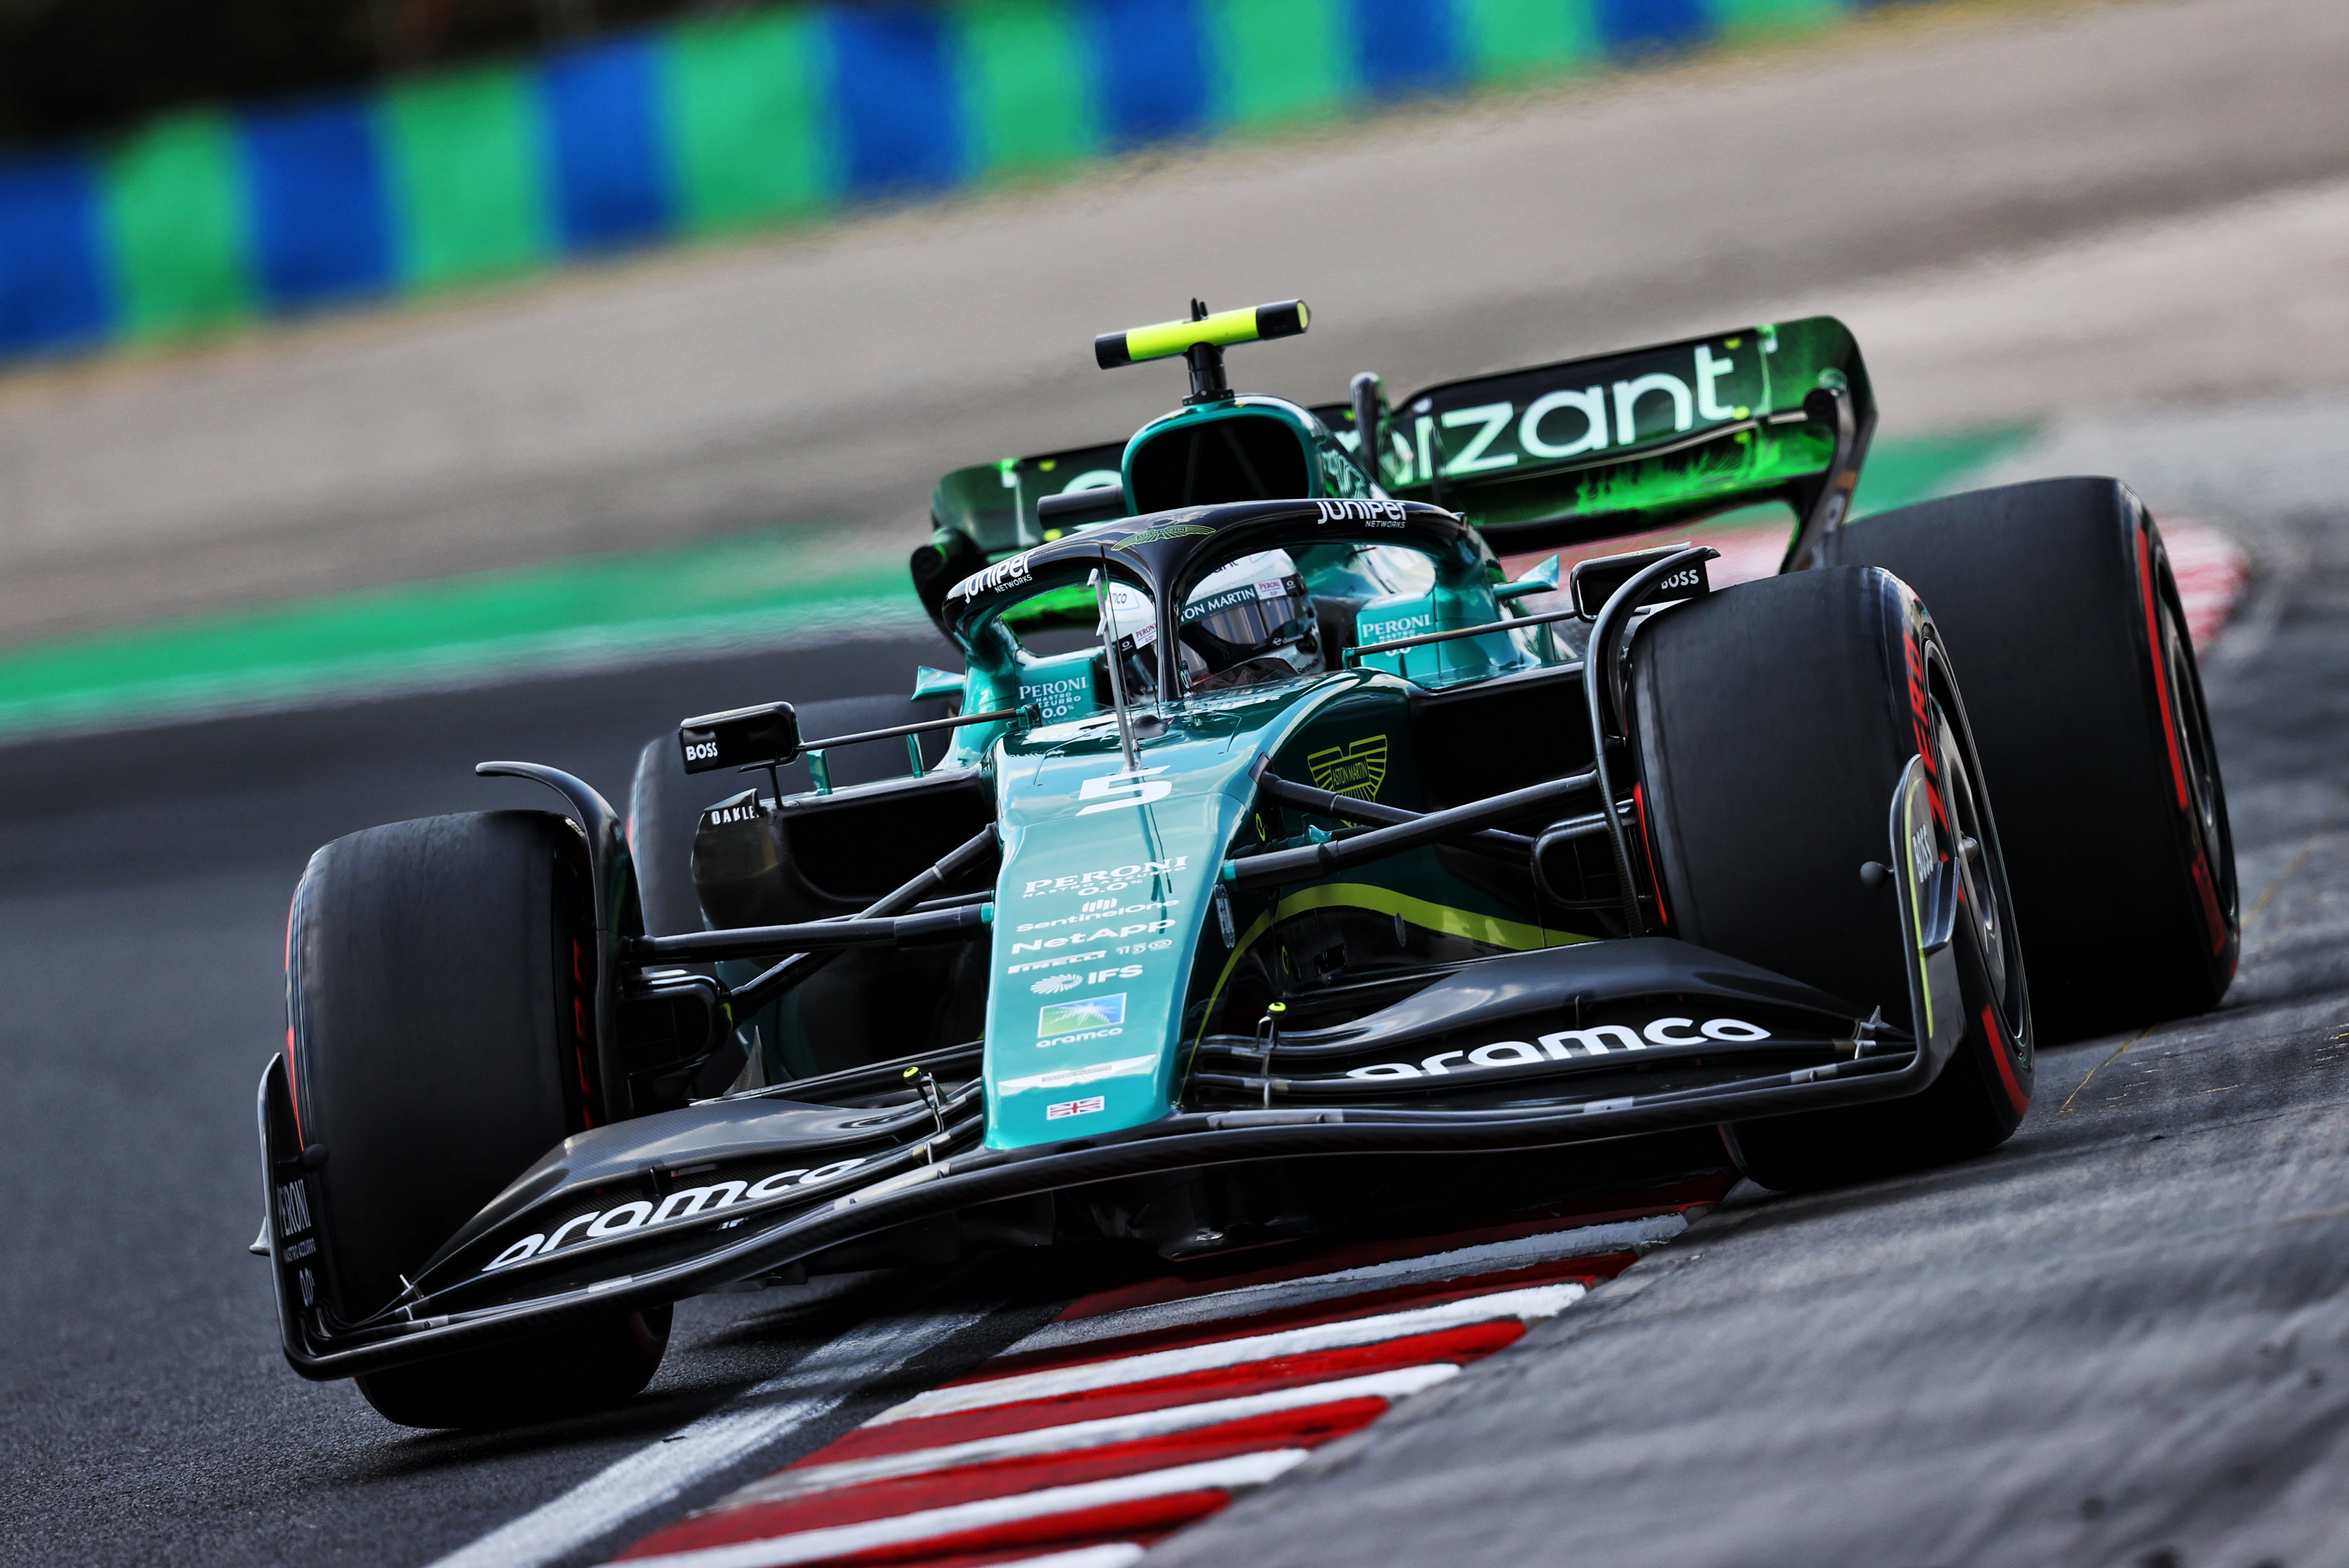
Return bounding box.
[1495,555,1561,603]
[1569,545,1709,620]
[677,701,799,775]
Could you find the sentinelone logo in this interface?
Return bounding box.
[1038,993,1125,1045]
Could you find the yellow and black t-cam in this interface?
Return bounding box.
[1095,299,1308,370]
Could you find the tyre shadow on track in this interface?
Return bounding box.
[319,1250,1080,1515]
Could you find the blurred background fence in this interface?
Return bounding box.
[0,0,1895,366]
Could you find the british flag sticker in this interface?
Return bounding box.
[1045,1095,1106,1120]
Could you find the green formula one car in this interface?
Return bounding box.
[257,300,2238,1426]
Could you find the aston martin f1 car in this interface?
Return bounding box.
[258,301,2238,1427]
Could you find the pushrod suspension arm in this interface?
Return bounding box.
[796,706,1027,754]
[1250,761,1535,859]
[631,902,989,965]
[724,826,1000,1015]
[1342,602,1587,665]
[1222,769,1597,890]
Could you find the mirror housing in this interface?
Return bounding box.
[678,701,800,775]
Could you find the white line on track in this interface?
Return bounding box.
[424,1305,993,1568]
[1006,1212,1686,1356]
[980,1548,1147,1568]
[875,1283,1585,1423]
[717,1365,1461,1506]
[607,1450,1312,1568]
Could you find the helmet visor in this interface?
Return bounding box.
[1181,571,1312,671]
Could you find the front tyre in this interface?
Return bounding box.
[1817,477,2238,1040]
[1630,566,2033,1192]
[287,810,670,1428]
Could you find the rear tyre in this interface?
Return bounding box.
[1816,477,2237,1040]
[1631,567,2033,1192]
[287,810,670,1428]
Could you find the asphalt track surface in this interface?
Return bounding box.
[0,476,2342,1568]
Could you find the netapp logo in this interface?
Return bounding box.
[1011,920,1176,953]
[1343,1017,1770,1079]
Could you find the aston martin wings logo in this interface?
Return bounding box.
[1307,736,1388,800]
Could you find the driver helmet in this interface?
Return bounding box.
[1177,549,1321,691]
[1099,549,1322,694]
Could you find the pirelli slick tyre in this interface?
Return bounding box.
[1630,566,2034,1192]
[628,693,955,938]
[1815,478,2238,1041]
[286,811,670,1428]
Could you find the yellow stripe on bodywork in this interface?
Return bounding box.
[1196,882,1591,1047]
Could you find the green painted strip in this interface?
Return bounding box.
[380,65,550,290]
[1706,0,1850,44]
[1850,425,2036,518]
[953,0,1096,178]
[0,533,923,739]
[664,7,834,234]
[99,111,254,339]
[1206,0,1351,132]
[0,429,2031,741]
[1457,0,1603,83]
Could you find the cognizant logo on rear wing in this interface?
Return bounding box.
[1386,316,1876,554]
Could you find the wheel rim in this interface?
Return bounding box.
[2159,588,2233,915]
[1932,707,2006,1003]
[1925,645,2028,1042]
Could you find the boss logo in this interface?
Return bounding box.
[684,740,719,762]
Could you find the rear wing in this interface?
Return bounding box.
[916,437,1129,631]
[914,315,1875,631]
[1385,316,1874,562]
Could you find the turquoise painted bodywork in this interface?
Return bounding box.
[867,396,1580,1152]
[979,667,1475,1149]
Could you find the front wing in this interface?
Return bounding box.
[261,760,1963,1379]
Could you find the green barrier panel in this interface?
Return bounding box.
[1709,0,1847,41]
[381,65,550,289]
[1458,0,1604,80]
[100,112,253,340]
[953,0,1095,178]
[1208,0,1350,131]
[665,7,833,233]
